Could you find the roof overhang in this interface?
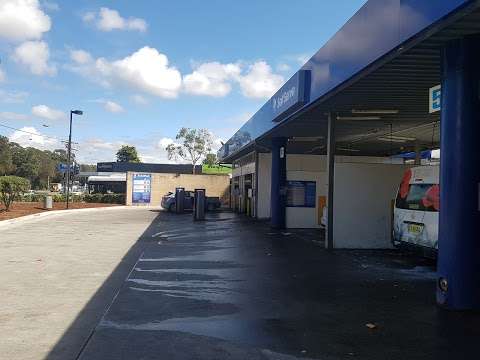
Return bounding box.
[219,0,480,162]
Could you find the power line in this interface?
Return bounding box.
[0,122,69,144]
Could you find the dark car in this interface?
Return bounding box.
[161,191,221,212]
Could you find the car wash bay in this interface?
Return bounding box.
[74,213,480,360]
[220,1,480,311]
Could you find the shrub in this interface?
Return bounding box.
[17,193,44,202]
[84,193,125,204]
[0,176,31,211]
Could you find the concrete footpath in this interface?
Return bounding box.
[0,207,159,360]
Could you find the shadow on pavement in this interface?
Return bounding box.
[44,211,480,360]
[43,211,162,360]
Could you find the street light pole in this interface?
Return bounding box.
[66,110,83,209]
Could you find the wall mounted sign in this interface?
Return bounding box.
[132,173,151,204]
[271,70,310,122]
[429,84,441,113]
[286,181,316,208]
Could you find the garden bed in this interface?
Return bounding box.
[0,202,120,221]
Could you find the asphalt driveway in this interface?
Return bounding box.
[2,208,480,360]
[76,211,480,360]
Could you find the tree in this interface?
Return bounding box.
[166,128,213,174]
[116,145,141,163]
[0,176,30,211]
[12,147,40,180]
[0,136,14,175]
[203,153,218,166]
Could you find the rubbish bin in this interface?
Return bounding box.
[175,187,185,213]
[193,189,206,221]
[44,194,53,210]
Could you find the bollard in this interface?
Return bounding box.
[44,194,53,210]
[175,187,185,213]
[193,189,206,221]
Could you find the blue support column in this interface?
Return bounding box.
[437,35,480,310]
[270,137,287,228]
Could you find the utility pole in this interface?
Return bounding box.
[66,110,83,209]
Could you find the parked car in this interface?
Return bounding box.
[393,165,439,257]
[161,191,221,212]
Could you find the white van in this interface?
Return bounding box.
[393,165,439,256]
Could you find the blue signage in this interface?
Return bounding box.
[429,85,441,113]
[287,181,316,208]
[57,163,79,174]
[132,173,151,204]
[271,70,310,122]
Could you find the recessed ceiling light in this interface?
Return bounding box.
[351,109,399,114]
[378,136,416,143]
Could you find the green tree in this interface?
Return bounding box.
[37,151,56,189]
[202,153,218,166]
[116,145,141,163]
[166,128,213,174]
[0,136,14,175]
[12,146,40,180]
[0,176,30,211]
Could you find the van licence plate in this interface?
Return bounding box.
[407,223,424,235]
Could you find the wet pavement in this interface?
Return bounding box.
[75,211,480,360]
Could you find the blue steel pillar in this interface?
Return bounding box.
[437,35,480,310]
[270,137,287,228]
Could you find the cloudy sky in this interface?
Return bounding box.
[0,0,365,164]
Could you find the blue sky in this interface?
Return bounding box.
[0,0,366,164]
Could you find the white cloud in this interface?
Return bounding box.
[76,138,127,163]
[103,100,124,113]
[0,0,51,42]
[69,47,182,98]
[68,47,285,100]
[70,49,92,64]
[12,40,56,75]
[8,126,60,150]
[131,94,148,105]
[183,62,241,97]
[31,104,64,120]
[0,111,29,120]
[238,61,284,99]
[0,68,5,82]
[0,89,29,103]
[83,7,147,32]
[158,137,174,149]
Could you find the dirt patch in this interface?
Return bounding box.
[0,202,120,221]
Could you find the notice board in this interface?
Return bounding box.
[287,181,316,207]
[132,173,151,204]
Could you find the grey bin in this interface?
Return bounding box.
[175,187,185,213]
[193,189,206,221]
[44,195,53,209]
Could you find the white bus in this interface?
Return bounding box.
[393,165,439,257]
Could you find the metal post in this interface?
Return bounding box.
[326,113,336,250]
[437,35,480,310]
[66,111,73,209]
[254,150,259,218]
[270,137,287,228]
[414,142,421,165]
